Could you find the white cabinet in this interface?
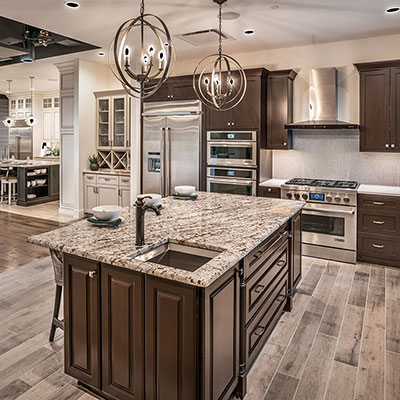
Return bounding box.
[84,173,131,213]
[42,97,60,142]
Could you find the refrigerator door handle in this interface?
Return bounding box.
[160,127,166,197]
[165,127,171,197]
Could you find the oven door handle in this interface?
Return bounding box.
[208,141,254,147]
[208,178,255,186]
[303,207,356,215]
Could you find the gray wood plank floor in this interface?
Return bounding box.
[0,256,399,400]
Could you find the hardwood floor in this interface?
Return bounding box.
[0,211,62,273]
[0,256,398,399]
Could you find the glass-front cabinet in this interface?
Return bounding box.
[96,92,129,151]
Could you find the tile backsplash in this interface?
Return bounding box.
[271,130,400,186]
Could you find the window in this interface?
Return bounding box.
[25,98,31,109]
[17,99,24,109]
[54,97,60,108]
[43,98,52,108]
[10,100,16,110]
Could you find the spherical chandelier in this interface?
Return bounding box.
[193,0,247,111]
[109,0,175,99]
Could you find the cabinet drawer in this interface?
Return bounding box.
[244,224,288,280]
[245,241,288,323]
[258,186,281,199]
[84,174,97,184]
[97,175,118,186]
[358,209,400,236]
[245,277,287,367]
[119,176,131,187]
[358,232,399,259]
[358,194,400,212]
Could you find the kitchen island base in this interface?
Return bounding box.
[63,212,302,400]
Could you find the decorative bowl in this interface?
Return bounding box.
[174,185,195,196]
[30,180,37,187]
[140,194,162,206]
[36,179,46,185]
[92,205,122,221]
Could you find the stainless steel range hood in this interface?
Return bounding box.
[285,68,359,130]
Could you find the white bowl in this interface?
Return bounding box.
[139,193,162,206]
[36,179,46,185]
[92,205,122,221]
[175,185,195,196]
[30,180,37,187]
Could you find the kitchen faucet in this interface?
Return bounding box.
[135,195,161,246]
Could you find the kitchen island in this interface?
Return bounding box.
[29,192,304,400]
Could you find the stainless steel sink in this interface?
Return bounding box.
[134,242,221,272]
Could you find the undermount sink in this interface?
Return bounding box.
[134,241,221,272]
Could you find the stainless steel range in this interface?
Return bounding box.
[281,178,359,264]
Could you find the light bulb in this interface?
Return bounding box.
[229,77,234,86]
[158,51,164,61]
[124,47,130,56]
[148,45,155,55]
[143,54,149,64]
[204,77,210,85]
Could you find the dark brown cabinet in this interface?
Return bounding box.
[145,75,196,102]
[357,194,400,267]
[204,69,268,137]
[64,255,100,391]
[102,265,144,400]
[258,186,281,199]
[266,70,297,150]
[355,60,400,152]
[290,212,302,293]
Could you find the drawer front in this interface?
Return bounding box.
[244,224,288,280]
[246,277,287,367]
[97,175,118,186]
[259,186,281,199]
[119,176,131,188]
[246,242,288,323]
[358,209,400,236]
[358,194,400,212]
[358,233,399,259]
[84,173,97,184]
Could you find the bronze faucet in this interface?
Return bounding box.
[135,195,161,246]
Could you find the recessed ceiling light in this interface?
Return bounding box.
[386,6,400,13]
[271,4,280,9]
[64,1,80,9]
[221,11,240,20]
[97,51,105,57]
[244,29,255,36]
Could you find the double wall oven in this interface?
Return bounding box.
[206,131,257,196]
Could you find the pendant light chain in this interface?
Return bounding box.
[218,2,222,58]
[140,0,144,16]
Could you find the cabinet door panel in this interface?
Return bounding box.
[97,97,111,148]
[97,185,119,206]
[43,111,54,141]
[360,70,391,151]
[391,68,400,150]
[112,96,127,149]
[206,107,232,130]
[54,111,60,141]
[291,212,302,290]
[85,184,97,213]
[119,187,131,207]
[145,277,196,400]
[102,265,144,400]
[64,255,100,389]
[171,79,196,100]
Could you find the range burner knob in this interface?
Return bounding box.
[294,193,300,200]
[326,195,333,202]
[335,196,341,202]
[302,193,308,200]
[343,196,350,203]
[286,193,293,199]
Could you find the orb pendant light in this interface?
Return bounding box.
[25,76,37,127]
[193,0,247,111]
[110,0,175,99]
[2,80,14,128]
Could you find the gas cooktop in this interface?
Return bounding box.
[285,178,359,190]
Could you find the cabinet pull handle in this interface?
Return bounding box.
[254,284,265,294]
[88,271,97,279]
[276,294,286,302]
[372,243,385,249]
[93,187,96,194]
[372,220,385,225]
[104,178,110,181]
[373,201,385,206]
[118,189,121,196]
[253,325,266,337]
[276,260,287,267]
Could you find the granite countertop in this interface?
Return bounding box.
[83,169,131,176]
[358,184,400,197]
[0,160,59,168]
[259,179,287,188]
[29,192,304,288]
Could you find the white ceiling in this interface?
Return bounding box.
[1,0,400,93]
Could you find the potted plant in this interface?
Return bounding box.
[52,147,60,157]
[88,154,100,171]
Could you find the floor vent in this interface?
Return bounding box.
[176,29,234,46]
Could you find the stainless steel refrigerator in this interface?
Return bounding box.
[9,120,33,159]
[142,100,201,196]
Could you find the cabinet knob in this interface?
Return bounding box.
[283,142,287,146]
[232,122,235,126]
[386,144,389,148]
[227,122,231,126]
[391,144,395,148]
[88,271,97,279]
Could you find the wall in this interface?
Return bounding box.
[0,95,8,156]
[173,33,400,186]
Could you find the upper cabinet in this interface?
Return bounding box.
[145,75,196,102]
[355,60,400,152]
[95,91,130,151]
[266,70,297,150]
[204,69,268,140]
[42,96,60,142]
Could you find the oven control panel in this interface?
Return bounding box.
[281,187,356,206]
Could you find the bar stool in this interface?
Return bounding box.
[49,249,64,342]
[0,167,17,205]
